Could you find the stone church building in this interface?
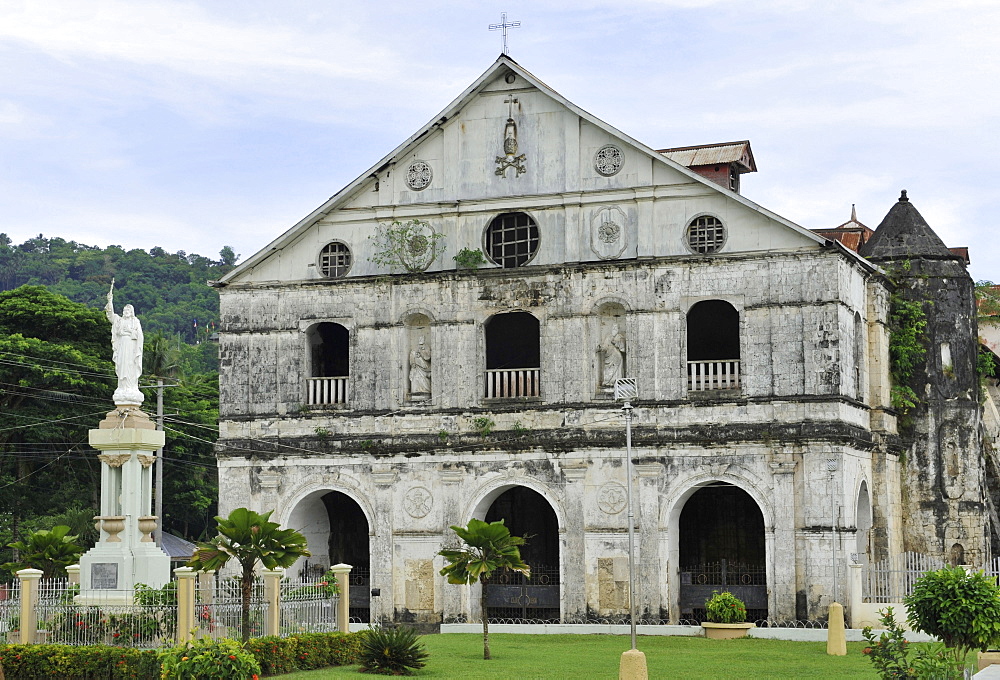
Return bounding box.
[212,56,987,625]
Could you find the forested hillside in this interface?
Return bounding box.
[0,234,237,350]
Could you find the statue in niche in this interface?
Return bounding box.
[598,322,626,390]
[105,279,144,405]
[409,335,431,399]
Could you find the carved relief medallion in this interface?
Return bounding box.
[597,482,628,515]
[591,206,628,260]
[406,161,433,191]
[403,486,434,518]
[397,220,438,272]
[594,145,624,177]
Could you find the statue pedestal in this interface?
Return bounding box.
[77,410,170,604]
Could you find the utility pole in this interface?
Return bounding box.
[155,378,163,546]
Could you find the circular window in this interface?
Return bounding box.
[318,241,352,278]
[686,216,726,254]
[594,144,624,177]
[484,212,539,268]
[406,161,433,191]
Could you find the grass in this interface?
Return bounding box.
[275,633,880,678]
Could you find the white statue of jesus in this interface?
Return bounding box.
[105,279,145,406]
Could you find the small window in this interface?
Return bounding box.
[485,212,539,268]
[686,216,726,254]
[318,242,352,278]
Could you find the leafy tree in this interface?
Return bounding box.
[439,518,530,660]
[187,508,310,641]
[905,566,1000,674]
[2,525,84,578]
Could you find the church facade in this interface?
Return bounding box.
[212,56,986,625]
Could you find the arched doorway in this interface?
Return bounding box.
[482,486,560,621]
[287,490,371,622]
[856,481,872,566]
[678,483,767,621]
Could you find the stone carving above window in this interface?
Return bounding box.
[590,206,628,260]
[406,161,433,191]
[594,144,624,177]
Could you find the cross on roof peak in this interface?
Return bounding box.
[489,12,520,55]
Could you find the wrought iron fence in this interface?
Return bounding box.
[36,592,177,648]
[279,577,338,634]
[0,580,19,639]
[196,574,268,640]
[864,551,946,603]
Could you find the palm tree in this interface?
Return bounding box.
[439,518,530,660]
[187,508,310,641]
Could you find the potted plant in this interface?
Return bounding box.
[702,590,755,639]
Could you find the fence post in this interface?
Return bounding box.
[330,563,352,633]
[66,564,81,586]
[16,568,43,644]
[848,563,863,628]
[262,568,283,637]
[175,567,196,643]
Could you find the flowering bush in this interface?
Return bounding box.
[158,637,260,679]
[0,644,158,678]
[704,590,747,624]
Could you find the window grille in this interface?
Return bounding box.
[485,212,539,268]
[686,216,726,254]
[318,242,352,278]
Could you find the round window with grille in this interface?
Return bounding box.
[484,212,539,268]
[686,216,726,254]
[318,241,352,278]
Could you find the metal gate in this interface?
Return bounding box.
[348,566,370,622]
[679,559,767,620]
[485,565,560,622]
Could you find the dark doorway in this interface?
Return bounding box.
[322,491,370,622]
[484,486,560,621]
[310,323,350,377]
[687,300,740,361]
[678,483,767,622]
[485,312,540,369]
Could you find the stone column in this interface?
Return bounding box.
[330,563,352,633]
[78,409,169,603]
[769,461,798,621]
[561,462,588,620]
[16,568,42,644]
[65,564,81,586]
[439,467,465,622]
[636,461,663,620]
[174,567,196,643]
[262,568,283,636]
[847,563,863,628]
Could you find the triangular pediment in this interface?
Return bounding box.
[219,57,829,285]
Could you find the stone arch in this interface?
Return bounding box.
[466,478,566,530]
[855,479,873,563]
[588,296,632,315]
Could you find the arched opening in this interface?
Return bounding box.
[483,486,560,621]
[287,490,370,622]
[404,313,432,401]
[854,312,865,400]
[678,483,767,621]
[856,481,872,566]
[307,323,350,405]
[686,300,740,391]
[484,312,540,398]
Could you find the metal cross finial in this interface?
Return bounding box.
[489,12,520,55]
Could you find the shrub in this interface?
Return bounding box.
[862,607,966,680]
[243,636,298,676]
[704,590,747,623]
[158,637,261,679]
[358,626,429,675]
[243,632,361,674]
[0,644,159,679]
[453,247,486,270]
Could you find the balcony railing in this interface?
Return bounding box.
[687,360,740,391]
[307,376,348,405]
[484,368,540,399]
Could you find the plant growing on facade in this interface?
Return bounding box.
[358,625,429,675]
[704,590,747,624]
[439,518,530,660]
[887,293,927,415]
[472,417,495,437]
[368,219,445,273]
[2,525,84,578]
[454,247,487,270]
[187,507,310,642]
[904,566,1000,675]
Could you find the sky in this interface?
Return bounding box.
[1,1,998,280]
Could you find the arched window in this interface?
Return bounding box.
[307,322,349,405]
[686,300,740,391]
[484,311,540,398]
[485,212,539,268]
[854,312,865,401]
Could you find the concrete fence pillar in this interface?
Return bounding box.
[174,567,196,643]
[16,569,43,644]
[330,563,352,634]
[65,564,81,586]
[848,563,863,628]
[262,569,283,637]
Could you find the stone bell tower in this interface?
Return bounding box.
[76,284,170,603]
[860,190,986,565]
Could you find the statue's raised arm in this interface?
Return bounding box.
[106,279,145,406]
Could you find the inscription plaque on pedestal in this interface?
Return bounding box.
[92,563,118,589]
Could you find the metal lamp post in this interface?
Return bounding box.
[615,378,639,650]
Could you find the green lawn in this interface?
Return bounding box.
[277,633,880,679]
